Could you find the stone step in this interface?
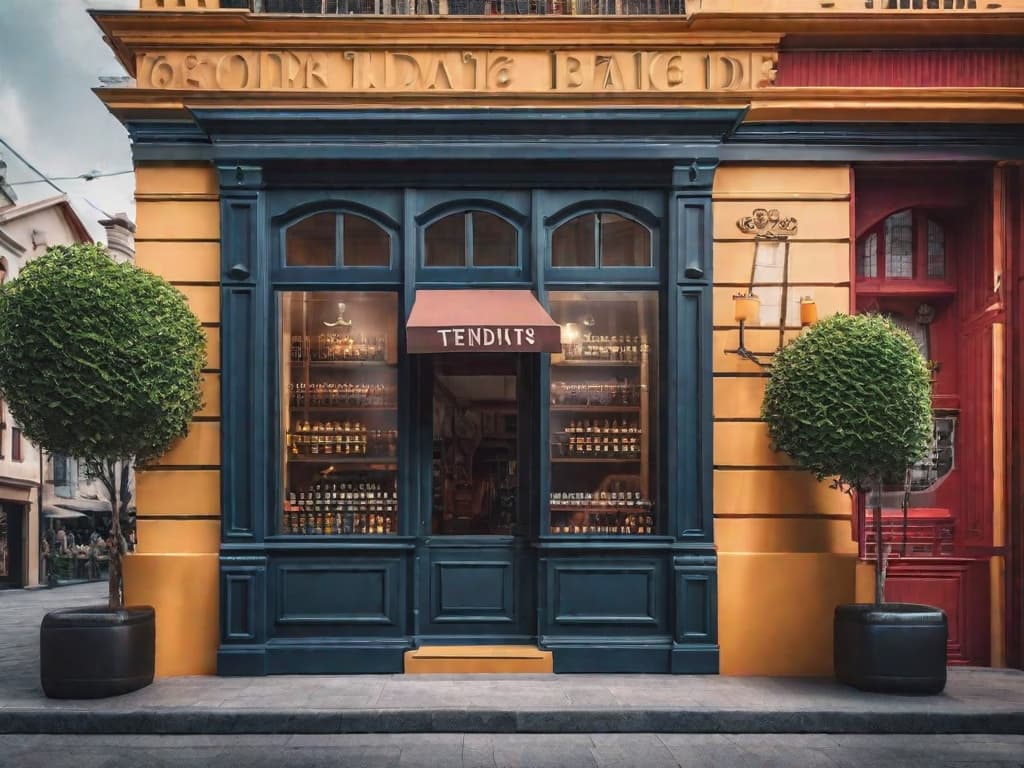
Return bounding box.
[404,645,554,674]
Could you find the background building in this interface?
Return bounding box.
[92,0,1024,677]
[0,156,136,588]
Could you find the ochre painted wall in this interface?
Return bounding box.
[713,164,858,676]
[128,163,221,677]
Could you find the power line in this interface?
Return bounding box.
[8,169,134,186]
[0,137,65,195]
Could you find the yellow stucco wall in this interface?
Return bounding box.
[130,163,221,677]
[713,164,858,676]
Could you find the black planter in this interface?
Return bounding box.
[834,603,947,694]
[40,605,155,699]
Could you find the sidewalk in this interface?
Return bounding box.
[1,582,1022,736]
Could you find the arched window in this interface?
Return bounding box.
[285,212,390,268]
[423,211,517,268]
[857,209,946,282]
[551,212,651,268]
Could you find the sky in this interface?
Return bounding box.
[0,0,138,241]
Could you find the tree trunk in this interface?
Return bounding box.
[872,475,886,607]
[105,462,124,612]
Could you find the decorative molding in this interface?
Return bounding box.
[736,207,798,240]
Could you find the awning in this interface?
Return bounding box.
[407,290,562,354]
[42,508,89,520]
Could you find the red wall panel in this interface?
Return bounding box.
[777,50,1024,88]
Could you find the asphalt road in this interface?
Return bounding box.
[0,733,1023,768]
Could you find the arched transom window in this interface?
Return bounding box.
[424,211,517,268]
[285,211,391,268]
[551,212,651,268]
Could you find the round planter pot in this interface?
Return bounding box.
[834,603,947,694]
[40,605,155,699]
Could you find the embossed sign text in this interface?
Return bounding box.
[139,48,778,93]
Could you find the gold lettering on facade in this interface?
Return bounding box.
[139,48,776,94]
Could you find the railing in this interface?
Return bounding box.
[220,0,685,13]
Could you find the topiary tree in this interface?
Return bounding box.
[761,313,932,605]
[0,243,206,610]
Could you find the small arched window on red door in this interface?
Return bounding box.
[857,209,950,285]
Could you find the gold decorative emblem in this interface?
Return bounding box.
[736,208,798,240]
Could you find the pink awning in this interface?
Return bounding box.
[407,289,561,354]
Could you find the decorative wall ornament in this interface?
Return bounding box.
[736,208,798,240]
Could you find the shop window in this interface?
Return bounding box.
[551,213,651,268]
[547,291,659,535]
[857,209,947,283]
[424,211,517,268]
[53,455,77,499]
[280,291,399,536]
[285,212,391,268]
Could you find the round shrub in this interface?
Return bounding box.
[761,312,932,492]
[0,243,206,466]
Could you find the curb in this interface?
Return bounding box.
[1,708,1023,735]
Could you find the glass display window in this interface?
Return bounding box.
[279,291,399,536]
[547,291,659,535]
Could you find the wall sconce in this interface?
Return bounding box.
[799,296,818,327]
[725,292,775,368]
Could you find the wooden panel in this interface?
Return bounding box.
[135,164,218,196]
[714,165,851,197]
[713,329,800,373]
[204,326,221,371]
[718,552,857,676]
[199,373,220,418]
[714,421,791,467]
[548,561,665,632]
[713,201,850,241]
[714,469,851,518]
[136,469,220,518]
[713,377,765,420]
[178,285,220,325]
[275,561,401,627]
[884,559,991,666]
[136,201,221,241]
[714,241,850,285]
[156,420,220,467]
[432,560,514,623]
[777,50,1024,88]
[712,286,849,327]
[717,517,857,555]
[135,241,221,283]
[136,519,220,555]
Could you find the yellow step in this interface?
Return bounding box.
[404,645,553,674]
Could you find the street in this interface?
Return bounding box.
[1,733,1023,768]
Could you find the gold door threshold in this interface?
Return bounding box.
[404,645,553,674]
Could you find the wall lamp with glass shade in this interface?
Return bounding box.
[725,293,817,368]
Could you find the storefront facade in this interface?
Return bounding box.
[95,0,1024,677]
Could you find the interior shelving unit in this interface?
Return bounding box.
[281,292,399,536]
[547,293,656,535]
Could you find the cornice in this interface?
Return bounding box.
[95,85,1024,125]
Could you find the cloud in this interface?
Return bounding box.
[0,0,137,240]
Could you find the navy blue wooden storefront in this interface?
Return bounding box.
[143,109,736,674]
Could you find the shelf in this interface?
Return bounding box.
[550,505,653,512]
[550,457,641,464]
[290,360,391,368]
[550,406,641,413]
[288,456,397,466]
[291,406,397,413]
[553,360,641,368]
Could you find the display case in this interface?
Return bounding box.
[279,291,399,536]
[547,291,658,535]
